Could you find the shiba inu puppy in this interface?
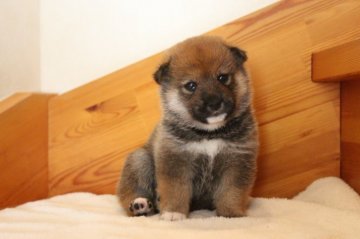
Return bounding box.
[117,36,258,221]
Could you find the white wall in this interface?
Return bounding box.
[40,0,277,94]
[0,0,40,99]
[0,0,277,99]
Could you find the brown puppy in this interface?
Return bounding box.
[117,36,258,221]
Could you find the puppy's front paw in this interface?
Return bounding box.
[160,211,186,221]
[129,197,154,216]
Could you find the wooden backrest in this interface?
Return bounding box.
[48,0,360,197]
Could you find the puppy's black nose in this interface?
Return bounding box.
[206,95,223,112]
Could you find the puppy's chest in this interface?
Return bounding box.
[183,139,227,195]
[183,139,230,180]
[183,139,226,165]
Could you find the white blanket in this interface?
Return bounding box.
[1,177,360,239]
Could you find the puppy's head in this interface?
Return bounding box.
[154,36,250,131]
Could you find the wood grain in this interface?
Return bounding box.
[313,39,360,82]
[0,93,54,209]
[341,80,360,194]
[49,0,360,197]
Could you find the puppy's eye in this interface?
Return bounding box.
[184,81,197,93]
[217,74,230,85]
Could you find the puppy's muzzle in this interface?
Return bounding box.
[193,94,234,124]
[204,95,233,115]
[206,96,224,114]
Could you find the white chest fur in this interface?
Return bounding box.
[184,139,225,160]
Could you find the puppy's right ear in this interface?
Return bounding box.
[153,61,171,85]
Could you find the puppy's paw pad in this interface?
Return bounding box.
[129,197,154,216]
[160,211,186,221]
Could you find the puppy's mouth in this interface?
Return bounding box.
[192,99,234,128]
[206,113,227,124]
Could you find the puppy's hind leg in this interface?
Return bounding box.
[116,148,157,216]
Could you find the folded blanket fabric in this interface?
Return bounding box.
[0,177,359,239]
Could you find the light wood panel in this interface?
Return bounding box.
[49,0,360,197]
[312,39,360,82]
[0,93,54,209]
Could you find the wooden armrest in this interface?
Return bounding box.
[312,39,360,193]
[312,39,360,82]
[0,93,55,209]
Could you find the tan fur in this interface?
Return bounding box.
[156,174,192,215]
[166,37,237,78]
[214,169,253,217]
[215,187,251,217]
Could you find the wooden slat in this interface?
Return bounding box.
[0,93,54,209]
[341,80,360,194]
[312,39,360,82]
[49,0,360,197]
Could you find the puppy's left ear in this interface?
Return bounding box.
[228,46,247,65]
[153,60,171,85]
